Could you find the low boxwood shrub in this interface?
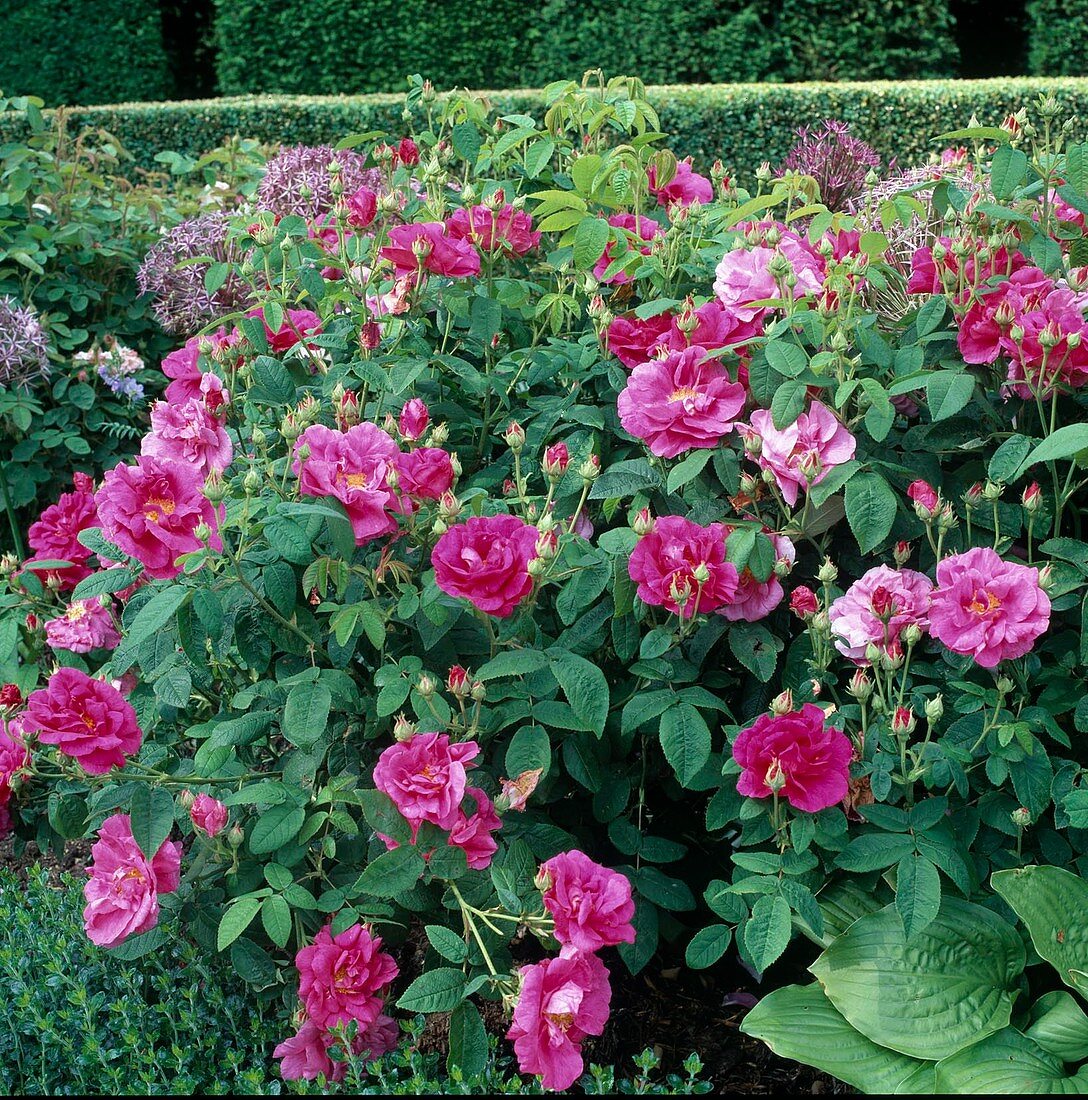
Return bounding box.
[1,78,1087,184]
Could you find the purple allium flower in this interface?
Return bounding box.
[136,212,250,336]
[257,145,383,220]
[0,297,50,390]
[780,120,883,211]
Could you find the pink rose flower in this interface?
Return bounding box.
[44,597,121,653]
[95,455,222,579]
[24,667,142,775]
[345,185,378,229]
[907,480,939,515]
[296,923,399,1029]
[606,312,674,368]
[445,203,541,255]
[190,793,228,837]
[432,514,539,618]
[398,397,429,441]
[142,397,233,476]
[742,401,856,507]
[82,813,181,947]
[161,337,203,404]
[380,222,482,281]
[593,213,663,285]
[717,530,795,622]
[373,731,480,831]
[448,786,502,870]
[714,230,824,320]
[275,1015,399,1082]
[628,515,739,618]
[507,950,612,1091]
[253,307,323,353]
[733,703,852,813]
[293,423,402,546]
[0,716,29,836]
[661,299,762,357]
[929,547,1051,668]
[393,447,455,501]
[828,565,934,663]
[25,475,98,590]
[648,159,713,207]
[617,346,747,459]
[541,850,636,953]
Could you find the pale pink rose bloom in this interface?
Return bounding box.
[743,401,856,507]
[82,813,181,947]
[142,397,233,476]
[44,597,121,653]
[828,565,934,663]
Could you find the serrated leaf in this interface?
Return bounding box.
[659,703,711,787]
[845,471,897,554]
[895,854,941,939]
[396,967,467,1012]
[217,896,263,951]
[744,895,792,972]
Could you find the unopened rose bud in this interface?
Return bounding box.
[770,690,793,716]
[925,694,944,724]
[417,674,437,697]
[891,706,916,735]
[632,507,654,537]
[359,320,382,350]
[881,644,905,671]
[203,472,227,504]
[470,680,486,702]
[903,623,923,648]
[411,236,434,261]
[790,585,818,619]
[907,479,939,519]
[447,665,470,695]
[527,556,548,578]
[1011,806,1032,827]
[936,502,958,532]
[773,555,793,578]
[243,469,261,494]
[543,442,570,480]
[742,432,762,456]
[669,575,692,608]
[428,423,449,447]
[393,714,417,741]
[997,676,1015,695]
[534,866,553,893]
[764,757,787,793]
[399,397,429,441]
[817,558,838,584]
[847,669,873,702]
[179,789,196,811]
[893,540,912,567]
[194,522,211,543]
[1038,564,1054,591]
[865,642,883,665]
[1022,481,1043,515]
[504,421,526,452]
[579,455,601,482]
[227,824,245,850]
[692,562,711,585]
[535,530,558,560]
[437,491,461,521]
[964,482,984,508]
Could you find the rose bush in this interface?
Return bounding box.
[3,76,1088,1091]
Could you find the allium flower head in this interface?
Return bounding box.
[257,145,382,220]
[137,213,249,335]
[780,120,882,210]
[0,297,50,390]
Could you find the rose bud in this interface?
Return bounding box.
[399,397,430,441]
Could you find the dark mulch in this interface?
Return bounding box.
[1,839,845,1094]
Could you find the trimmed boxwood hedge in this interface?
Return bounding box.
[3,79,1087,183]
[0,1,173,106]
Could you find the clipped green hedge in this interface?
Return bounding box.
[1028,1,1088,75]
[213,0,533,95]
[0,1,173,106]
[3,79,1087,183]
[519,1,959,86]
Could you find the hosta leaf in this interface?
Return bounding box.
[934,1028,1088,1093]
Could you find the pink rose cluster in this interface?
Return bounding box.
[275,922,400,1082]
[83,813,181,947]
[648,158,713,208]
[373,732,501,870]
[0,716,29,837]
[432,513,540,619]
[24,472,99,590]
[607,299,760,369]
[828,564,934,664]
[509,850,635,1090]
[733,703,853,814]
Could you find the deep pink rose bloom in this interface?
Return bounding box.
[393,447,454,501]
[293,422,402,546]
[617,346,747,458]
[829,565,934,663]
[907,480,939,513]
[251,307,323,353]
[957,267,1055,366]
[541,850,636,953]
[743,401,856,507]
[662,299,762,357]
[824,228,863,261]
[448,786,502,870]
[606,312,674,368]
[508,950,612,1091]
[142,397,233,476]
[380,222,482,280]
[162,337,203,404]
[1003,287,1088,396]
[718,531,795,622]
[929,547,1051,668]
[432,514,539,618]
[24,668,142,775]
[628,516,739,617]
[96,455,222,579]
[398,397,429,440]
[275,1015,399,1082]
[648,159,713,207]
[296,923,399,1029]
[26,476,98,590]
[82,813,181,947]
[907,244,944,295]
[0,716,29,835]
[346,185,378,229]
[190,793,228,837]
[396,137,419,167]
[593,213,663,285]
[44,597,121,653]
[733,704,853,813]
[445,203,541,255]
[373,732,480,831]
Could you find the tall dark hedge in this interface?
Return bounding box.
[0,1,173,105]
[213,0,535,95]
[1027,0,1088,75]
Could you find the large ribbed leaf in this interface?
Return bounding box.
[1027,992,1088,1063]
[741,984,933,1095]
[992,866,1088,992]
[809,897,1024,1060]
[934,1028,1088,1094]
